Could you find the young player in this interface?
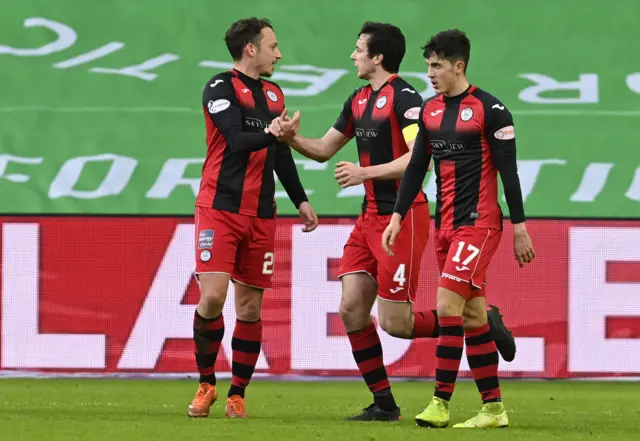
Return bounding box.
[383,29,535,429]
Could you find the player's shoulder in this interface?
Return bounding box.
[470,86,510,111]
[420,93,442,113]
[353,84,369,97]
[204,71,235,89]
[344,85,369,102]
[390,76,418,91]
[203,71,236,99]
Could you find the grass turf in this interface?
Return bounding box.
[0,379,638,440]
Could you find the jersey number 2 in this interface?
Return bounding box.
[262,252,274,275]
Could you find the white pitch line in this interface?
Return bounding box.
[0,105,639,116]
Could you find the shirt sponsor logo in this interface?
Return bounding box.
[207,99,230,114]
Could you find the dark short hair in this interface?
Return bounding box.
[422,29,471,72]
[358,21,406,74]
[224,17,273,61]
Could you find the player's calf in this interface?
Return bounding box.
[227,283,264,403]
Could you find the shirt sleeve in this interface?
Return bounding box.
[484,100,526,224]
[332,92,356,139]
[394,85,424,130]
[203,78,275,152]
[393,104,431,219]
[274,142,308,209]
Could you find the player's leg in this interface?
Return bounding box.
[188,208,244,418]
[375,205,439,340]
[415,229,464,428]
[226,280,264,419]
[338,215,400,421]
[223,216,276,419]
[342,273,402,421]
[451,228,508,429]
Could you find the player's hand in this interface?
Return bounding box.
[382,213,403,256]
[334,161,367,188]
[276,108,300,141]
[513,223,535,268]
[298,201,318,232]
[268,117,283,137]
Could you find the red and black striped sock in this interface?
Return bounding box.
[348,323,397,411]
[434,316,464,401]
[412,309,439,338]
[465,323,501,403]
[193,310,224,385]
[228,319,262,398]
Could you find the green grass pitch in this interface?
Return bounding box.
[1,379,638,440]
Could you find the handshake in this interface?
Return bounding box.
[265,109,301,142]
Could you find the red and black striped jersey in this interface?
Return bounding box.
[394,85,526,230]
[196,69,307,218]
[333,74,428,215]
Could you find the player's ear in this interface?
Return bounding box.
[246,43,257,58]
[373,53,383,66]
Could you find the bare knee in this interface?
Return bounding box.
[197,274,229,317]
[378,314,412,339]
[378,301,413,339]
[462,298,488,330]
[234,284,263,322]
[436,287,466,317]
[339,296,372,332]
[339,274,377,332]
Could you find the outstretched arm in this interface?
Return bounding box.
[289,128,350,163]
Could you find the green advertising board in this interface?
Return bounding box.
[1,0,639,217]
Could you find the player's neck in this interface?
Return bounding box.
[232,62,261,80]
[445,78,471,97]
[369,71,394,91]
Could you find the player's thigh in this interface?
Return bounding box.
[194,207,244,300]
[438,227,502,300]
[340,273,378,325]
[232,217,277,290]
[373,206,429,303]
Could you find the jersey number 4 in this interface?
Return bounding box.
[393,264,406,286]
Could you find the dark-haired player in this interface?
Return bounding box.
[188,17,318,419]
[274,22,516,422]
[383,29,535,429]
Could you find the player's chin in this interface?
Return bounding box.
[261,65,276,77]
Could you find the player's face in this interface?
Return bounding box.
[254,27,282,77]
[350,35,377,80]
[426,55,464,95]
